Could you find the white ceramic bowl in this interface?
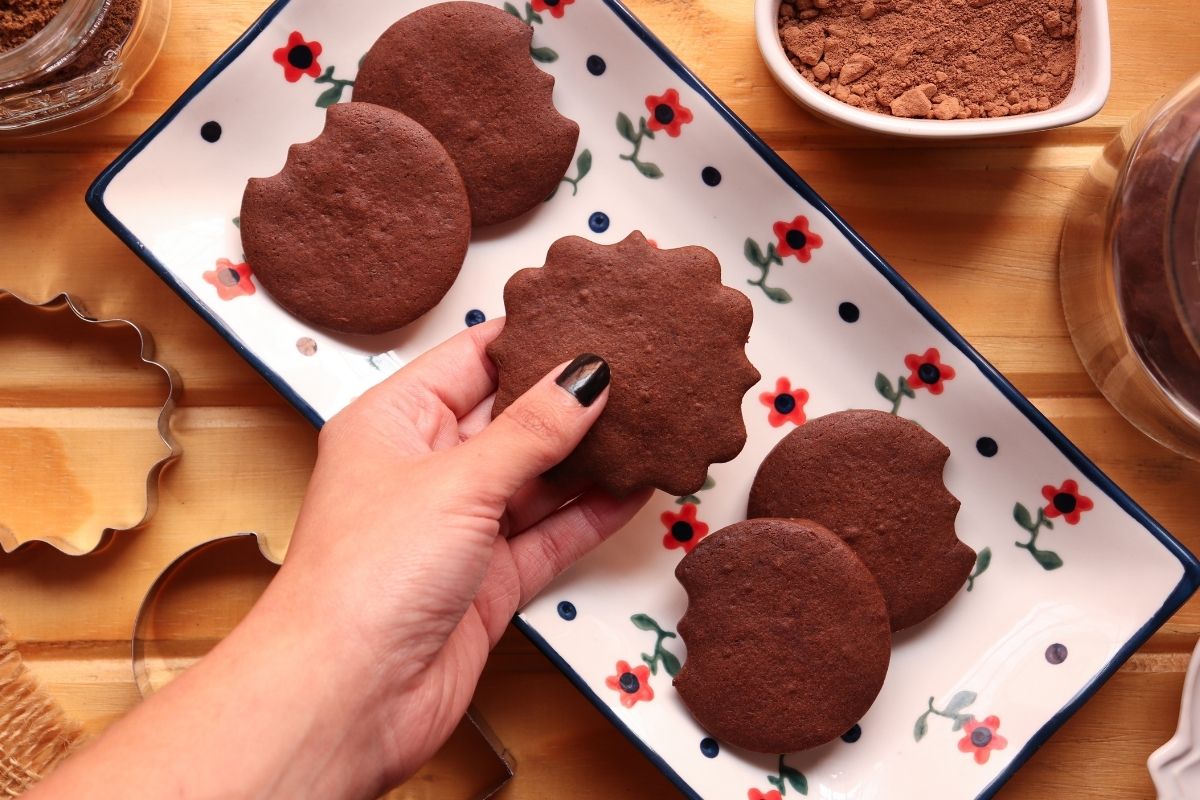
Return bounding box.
[755,0,1111,138]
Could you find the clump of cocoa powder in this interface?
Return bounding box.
[778,0,1078,120]
[0,0,66,53]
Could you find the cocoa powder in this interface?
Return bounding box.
[0,0,66,53]
[778,0,1078,119]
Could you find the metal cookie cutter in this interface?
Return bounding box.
[0,290,180,556]
[132,532,515,798]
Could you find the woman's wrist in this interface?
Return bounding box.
[231,564,409,795]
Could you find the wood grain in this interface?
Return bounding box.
[1,0,1199,796]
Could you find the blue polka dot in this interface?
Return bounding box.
[838,301,860,323]
[976,436,998,457]
[465,309,486,327]
[1046,643,1067,664]
[588,211,609,233]
[842,724,862,743]
[700,737,719,758]
[586,54,606,76]
[200,121,222,143]
[701,166,722,186]
[556,601,576,621]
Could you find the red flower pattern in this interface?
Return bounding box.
[958,715,1008,765]
[203,259,256,300]
[905,348,956,395]
[605,660,653,708]
[644,89,693,137]
[661,503,709,553]
[1041,479,1094,525]
[748,791,782,800]
[760,377,809,427]
[772,216,823,262]
[273,32,322,82]
[531,0,574,17]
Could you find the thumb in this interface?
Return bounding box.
[452,354,610,500]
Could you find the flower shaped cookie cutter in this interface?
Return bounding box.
[0,290,180,556]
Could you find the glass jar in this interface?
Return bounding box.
[1060,73,1200,460]
[0,0,170,136]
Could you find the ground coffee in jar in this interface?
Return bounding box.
[0,0,161,135]
[0,0,67,52]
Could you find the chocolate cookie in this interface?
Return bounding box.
[240,102,470,334]
[748,409,975,631]
[487,231,760,496]
[674,518,892,754]
[354,1,579,226]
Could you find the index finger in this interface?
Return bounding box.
[362,317,504,419]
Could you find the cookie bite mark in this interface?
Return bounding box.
[239,102,470,334]
[487,231,760,496]
[355,1,580,226]
[673,519,892,754]
[748,409,975,631]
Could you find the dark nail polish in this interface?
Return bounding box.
[556,353,610,407]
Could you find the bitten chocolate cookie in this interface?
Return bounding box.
[240,102,470,335]
[748,409,976,631]
[355,1,579,226]
[674,518,892,754]
[487,231,760,496]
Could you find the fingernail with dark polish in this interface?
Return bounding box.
[556,353,610,407]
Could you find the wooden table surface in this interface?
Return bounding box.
[2,0,1200,796]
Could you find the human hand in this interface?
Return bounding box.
[28,320,648,800]
[267,319,651,788]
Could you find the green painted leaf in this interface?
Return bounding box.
[767,775,783,790]
[636,160,663,179]
[944,690,977,715]
[530,46,558,63]
[952,714,972,731]
[503,1,520,16]
[232,216,240,228]
[631,613,659,631]
[1013,502,1033,530]
[783,767,808,794]
[913,713,928,741]
[875,372,896,400]
[677,494,698,505]
[762,285,792,304]
[701,475,715,491]
[575,148,592,179]
[1033,548,1064,570]
[616,112,636,142]
[898,376,916,398]
[315,85,344,108]
[643,123,656,139]
[660,649,682,677]
[974,547,992,574]
[745,238,764,265]
[526,2,542,22]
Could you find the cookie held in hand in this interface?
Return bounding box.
[240,102,470,335]
[673,518,892,754]
[487,231,760,496]
[355,1,580,226]
[748,409,976,631]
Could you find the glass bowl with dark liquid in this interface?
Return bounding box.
[1061,73,1200,459]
